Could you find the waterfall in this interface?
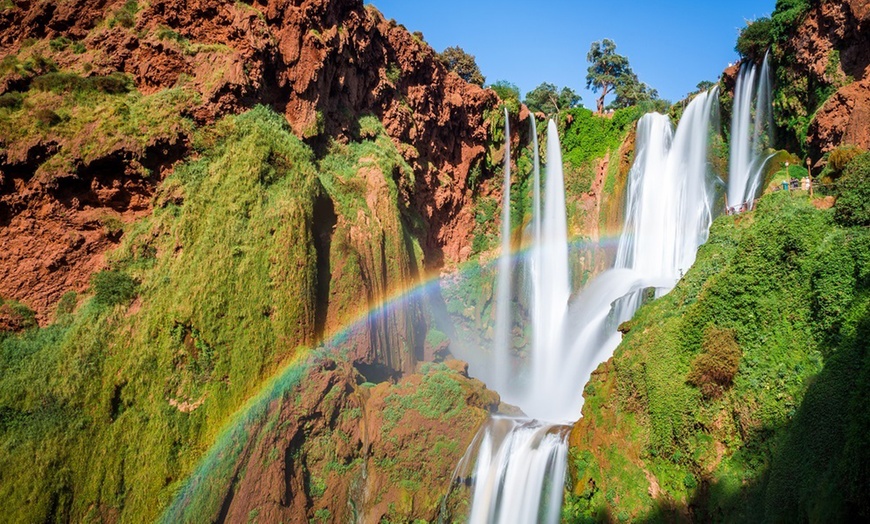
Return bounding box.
[453,418,570,524]
[454,92,720,523]
[728,52,773,210]
[528,120,571,412]
[493,108,513,393]
[617,89,720,283]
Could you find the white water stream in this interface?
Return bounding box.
[728,53,773,210]
[454,90,721,524]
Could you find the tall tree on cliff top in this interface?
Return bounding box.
[586,39,630,113]
[438,46,485,86]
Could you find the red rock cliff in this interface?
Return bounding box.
[0,0,499,322]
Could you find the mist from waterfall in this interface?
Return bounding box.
[728,53,773,210]
[457,90,720,524]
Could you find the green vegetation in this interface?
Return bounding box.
[488,80,521,115]
[31,71,132,94]
[523,82,581,115]
[586,39,659,113]
[0,106,326,522]
[565,180,870,521]
[108,0,139,29]
[735,17,773,63]
[91,270,138,307]
[438,46,485,86]
[560,106,642,194]
[834,152,870,227]
[0,72,197,178]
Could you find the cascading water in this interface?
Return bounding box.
[453,90,720,524]
[617,89,720,283]
[493,108,513,394]
[728,52,773,210]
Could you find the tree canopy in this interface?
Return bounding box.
[586,39,661,112]
[609,70,658,110]
[488,80,522,113]
[438,46,485,86]
[524,83,581,115]
[585,39,631,113]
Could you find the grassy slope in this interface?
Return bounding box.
[565,192,870,522]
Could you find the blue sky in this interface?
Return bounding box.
[365,1,775,109]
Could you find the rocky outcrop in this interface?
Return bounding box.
[810,77,870,154]
[188,357,498,523]
[786,0,870,154]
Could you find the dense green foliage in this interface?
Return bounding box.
[559,106,641,194]
[735,17,773,62]
[523,82,581,115]
[565,192,870,522]
[488,80,522,114]
[91,270,138,307]
[438,46,485,86]
[586,39,630,113]
[834,152,870,226]
[586,39,658,112]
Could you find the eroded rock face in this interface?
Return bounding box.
[810,77,870,154]
[0,0,498,322]
[205,357,498,523]
[787,0,870,154]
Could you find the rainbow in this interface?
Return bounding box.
[160,233,626,521]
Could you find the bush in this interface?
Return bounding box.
[687,326,741,399]
[488,80,521,115]
[834,152,870,227]
[0,299,37,332]
[828,145,866,175]
[109,0,138,28]
[34,108,61,127]
[736,17,773,61]
[91,270,138,306]
[0,92,23,110]
[438,46,485,86]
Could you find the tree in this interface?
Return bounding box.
[488,80,521,113]
[438,46,485,86]
[696,80,716,93]
[735,17,773,62]
[609,71,657,109]
[586,39,630,113]
[524,83,581,115]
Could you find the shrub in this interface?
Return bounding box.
[736,17,773,61]
[34,108,61,127]
[0,92,23,110]
[438,46,485,86]
[91,270,138,306]
[0,299,37,332]
[49,36,72,52]
[357,114,382,140]
[109,0,138,28]
[834,152,870,227]
[56,291,78,317]
[489,80,521,115]
[687,326,741,399]
[828,145,866,174]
